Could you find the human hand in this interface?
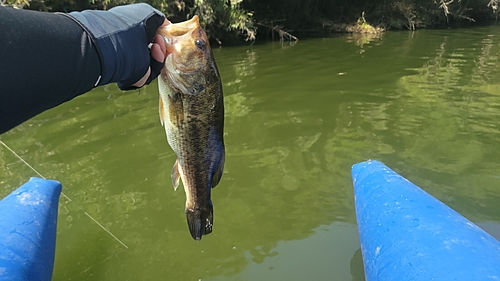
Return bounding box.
[67,4,169,90]
[131,20,169,88]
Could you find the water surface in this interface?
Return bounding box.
[2,25,500,280]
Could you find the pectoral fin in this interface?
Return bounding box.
[172,159,181,191]
[211,151,225,189]
[159,96,165,126]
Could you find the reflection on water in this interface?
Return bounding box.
[2,25,500,280]
[206,222,362,281]
[346,32,384,54]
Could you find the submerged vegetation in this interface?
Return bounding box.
[2,0,500,42]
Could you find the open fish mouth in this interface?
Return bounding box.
[161,16,199,39]
[157,16,201,53]
[157,16,206,74]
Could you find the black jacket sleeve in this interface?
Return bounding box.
[0,4,165,134]
[0,7,101,134]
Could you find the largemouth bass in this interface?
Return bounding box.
[157,16,225,240]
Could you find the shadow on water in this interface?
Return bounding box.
[2,25,500,280]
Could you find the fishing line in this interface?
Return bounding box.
[0,140,129,249]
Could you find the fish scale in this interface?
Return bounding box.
[157,15,225,241]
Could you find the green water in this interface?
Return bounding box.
[2,25,500,280]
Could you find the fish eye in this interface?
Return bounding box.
[195,39,206,50]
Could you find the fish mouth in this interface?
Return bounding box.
[185,205,213,240]
[158,15,200,39]
[157,15,201,57]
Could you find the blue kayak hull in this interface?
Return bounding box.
[352,160,500,281]
[0,177,61,281]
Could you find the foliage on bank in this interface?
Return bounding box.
[2,0,500,42]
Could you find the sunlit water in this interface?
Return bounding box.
[2,25,500,280]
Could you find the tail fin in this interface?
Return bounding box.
[186,205,213,240]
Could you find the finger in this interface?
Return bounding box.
[151,36,165,63]
[132,67,151,87]
[155,34,166,56]
[151,44,164,63]
[145,12,166,42]
[163,19,171,26]
[146,55,164,84]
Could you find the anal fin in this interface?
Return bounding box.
[211,151,225,189]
